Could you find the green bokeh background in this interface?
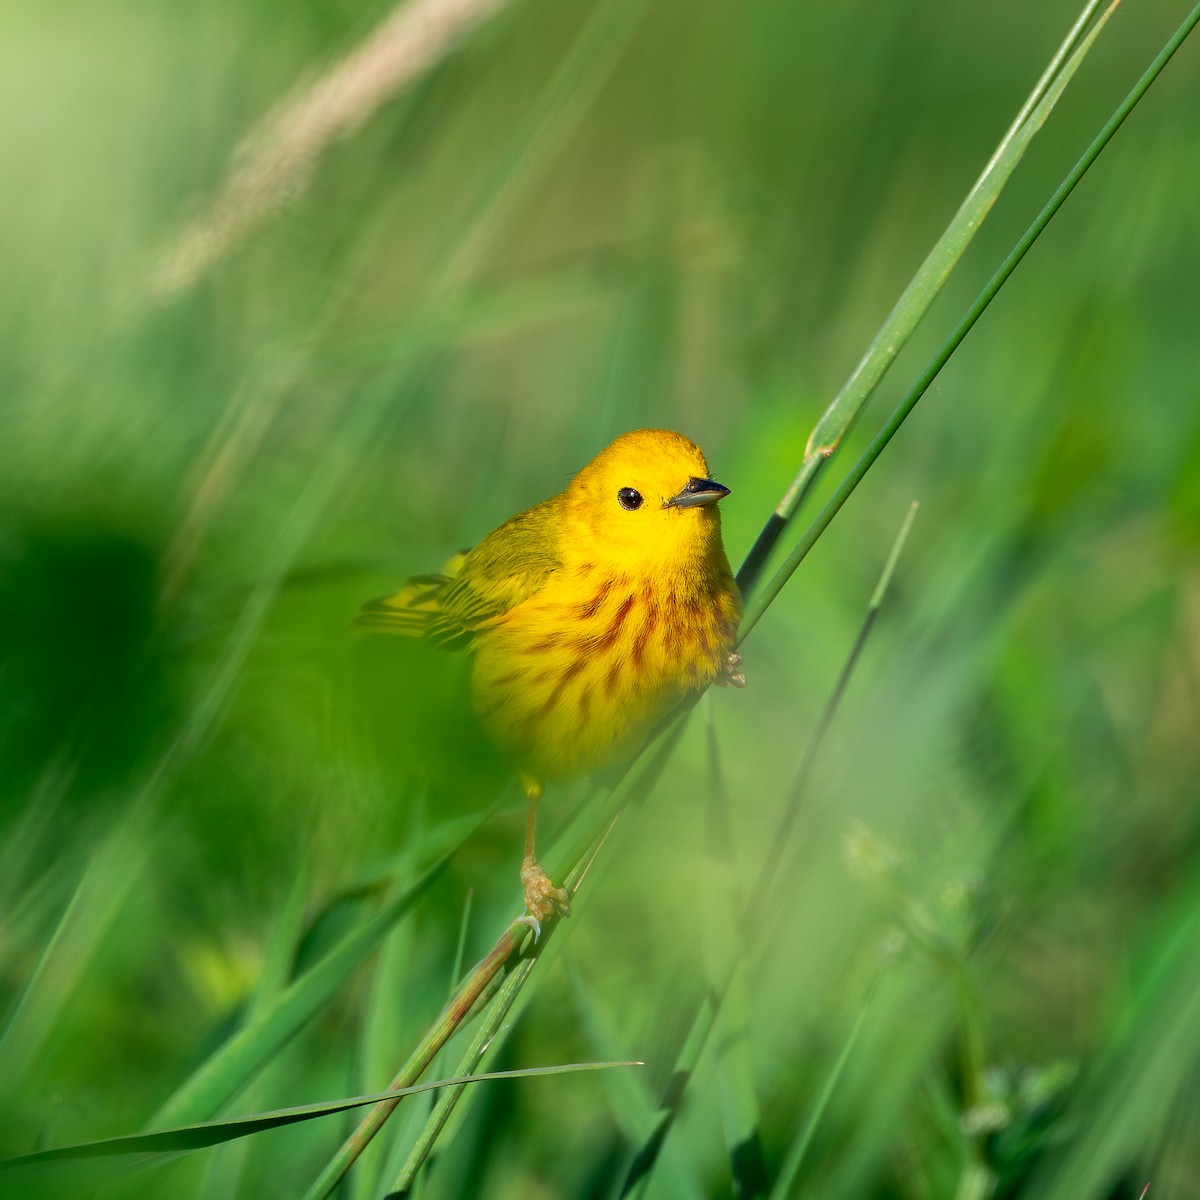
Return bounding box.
[2,0,1199,1195]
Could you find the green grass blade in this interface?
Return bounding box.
[618,994,718,1199]
[195,852,317,1198]
[0,1064,638,1169]
[247,853,314,1024]
[566,960,709,1199]
[299,924,528,1199]
[736,0,1117,599]
[975,0,1108,175]
[348,918,420,1200]
[369,889,478,1198]
[739,0,1200,642]
[700,699,768,1196]
[381,961,536,1196]
[768,990,875,1200]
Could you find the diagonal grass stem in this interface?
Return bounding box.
[735,0,1116,600]
[739,0,1200,643]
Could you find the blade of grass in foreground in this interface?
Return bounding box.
[738,0,1200,642]
[193,848,319,1197]
[344,881,476,1199]
[0,1065,637,1170]
[383,955,537,1193]
[299,928,530,1200]
[372,889,480,1194]
[735,0,1116,600]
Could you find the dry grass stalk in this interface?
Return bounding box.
[151,0,510,301]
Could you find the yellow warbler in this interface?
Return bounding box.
[358,428,744,927]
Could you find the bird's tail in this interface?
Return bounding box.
[355,551,468,644]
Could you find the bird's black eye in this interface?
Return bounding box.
[617,487,643,511]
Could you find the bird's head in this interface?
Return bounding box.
[564,429,731,572]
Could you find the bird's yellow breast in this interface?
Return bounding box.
[471,557,741,781]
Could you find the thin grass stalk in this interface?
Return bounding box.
[618,1003,716,1199]
[0,816,150,1096]
[150,0,515,301]
[299,927,525,1200]
[541,715,687,902]
[386,956,536,1192]
[394,891,479,1195]
[197,855,318,1197]
[952,970,996,1198]
[735,0,1115,600]
[364,890,479,1196]
[350,923,422,1200]
[767,985,877,1200]
[324,796,630,1196]
[740,0,1200,643]
[564,960,709,1198]
[700,699,767,1195]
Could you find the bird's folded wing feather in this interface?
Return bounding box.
[356,497,562,650]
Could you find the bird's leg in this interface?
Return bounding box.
[718,650,746,688]
[519,774,571,933]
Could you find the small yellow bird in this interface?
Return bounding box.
[358,429,744,928]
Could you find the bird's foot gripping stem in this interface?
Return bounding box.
[518,856,571,941]
[718,650,746,688]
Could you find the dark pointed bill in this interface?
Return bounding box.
[664,476,731,509]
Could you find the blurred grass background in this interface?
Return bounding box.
[2,0,1199,1195]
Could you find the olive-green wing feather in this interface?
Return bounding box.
[356,496,562,651]
[356,568,463,642]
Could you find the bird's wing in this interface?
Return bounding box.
[356,497,562,650]
[434,499,562,643]
[356,561,466,643]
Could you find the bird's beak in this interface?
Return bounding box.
[664,476,731,509]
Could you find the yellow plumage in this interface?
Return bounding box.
[359,428,744,925]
